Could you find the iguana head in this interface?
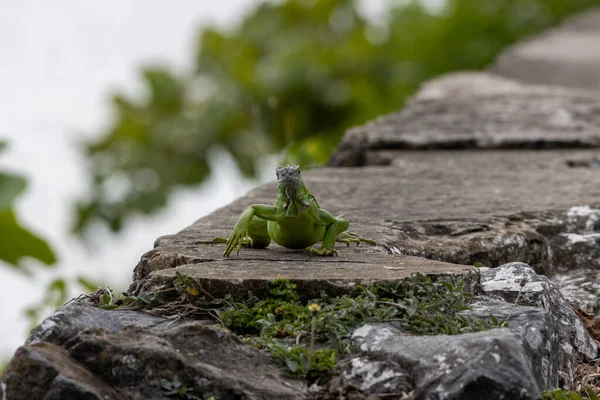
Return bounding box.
[276,165,305,203]
[276,165,303,185]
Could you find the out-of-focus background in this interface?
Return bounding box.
[1,0,598,365]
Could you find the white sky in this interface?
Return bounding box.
[0,0,391,360]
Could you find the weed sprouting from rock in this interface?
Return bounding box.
[502,273,528,328]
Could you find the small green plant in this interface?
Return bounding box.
[542,388,599,400]
[268,343,337,379]
[123,274,502,380]
[97,287,139,310]
[502,274,528,328]
[214,275,502,379]
[94,285,177,310]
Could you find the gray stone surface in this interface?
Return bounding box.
[133,255,476,301]
[352,324,542,400]
[133,29,600,299]
[328,72,600,167]
[339,356,412,395]
[553,269,600,313]
[492,9,600,90]
[27,302,172,346]
[1,304,306,400]
[466,299,560,390]
[481,263,598,387]
[341,299,561,397]
[1,342,122,400]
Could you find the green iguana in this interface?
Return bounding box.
[207,165,376,256]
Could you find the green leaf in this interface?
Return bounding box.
[76,276,100,291]
[285,358,298,373]
[0,172,27,210]
[489,313,499,325]
[300,352,310,368]
[137,292,154,304]
[0,209,56,267]
[101,290,113,305]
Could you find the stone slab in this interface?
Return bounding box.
[492,9,600,90]
[328,72,600,167]
[134,251,476,300]
[130,149,600,295]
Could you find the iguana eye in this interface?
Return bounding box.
[276,166,284,179]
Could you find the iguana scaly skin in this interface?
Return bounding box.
[208,165,376,256]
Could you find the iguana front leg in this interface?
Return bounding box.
[306,211,376,255]
[306,209,347,256]
[224,205,282,256]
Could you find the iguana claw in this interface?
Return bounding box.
[306,247,337,256]
[224,231,250,256]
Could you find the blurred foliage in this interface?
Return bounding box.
[0,140,56,271]
[74,0,600,235]
[0,141,103,335]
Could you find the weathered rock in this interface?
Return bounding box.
[552,269,600,314]
[464,299,560,390]
[27,302,172,346]
[1,342,122,400]
[132,254,477,302]
[64,323,305,400]
[547,206,600,275]
[1,304,306,400]
[492,9,600,90]
[339,356,413,396]
[328,72,600,167]
[481,262,598,387]
[341,295,567,396]
[352,324,542,400]
[385,204,600,277]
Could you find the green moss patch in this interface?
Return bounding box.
[101,273,502,380]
